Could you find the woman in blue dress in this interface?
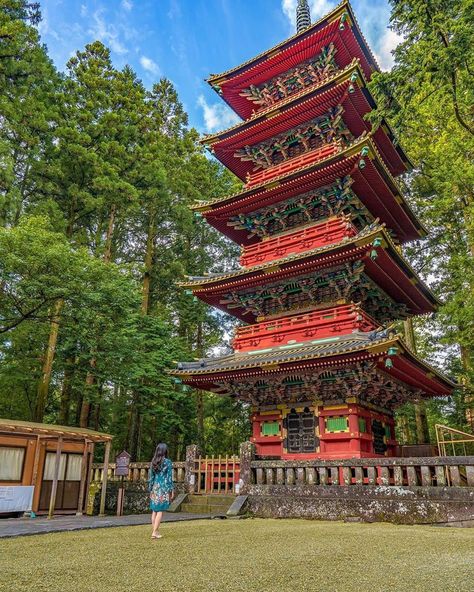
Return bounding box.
[148,443,174,539]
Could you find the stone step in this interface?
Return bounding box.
[180,495,236,515]
[187,495,235,507]
[186,496,210,506]
[180,503,211,514]
[180,502,232,515]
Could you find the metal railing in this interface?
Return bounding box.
[435,424,474,457]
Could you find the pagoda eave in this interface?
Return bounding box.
[180,225,439,318]
[194,138,425,244]
[203,63,409,178]
[207,1,379,119]
[204,76,409,180]
[201,156,423,246]
[202,61,365,144]
[170,335,454,402]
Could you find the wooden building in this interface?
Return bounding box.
[0,418,112,517]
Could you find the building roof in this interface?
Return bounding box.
[203,68,409,182]
[193,137,424,244]
[0,418,113,441]
[175,331,386,374]
[202,62,410,179]
[180,223,438,316]
[207,1,380,119]
[170,331,455,397]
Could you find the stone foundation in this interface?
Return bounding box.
[92,481,185,515]
[246,485,474,524]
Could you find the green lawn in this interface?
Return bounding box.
[1,519,473,592]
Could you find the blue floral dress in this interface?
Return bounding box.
[148,458,174,511]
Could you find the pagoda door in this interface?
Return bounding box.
[285,407,318,453]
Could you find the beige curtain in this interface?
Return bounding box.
[65,455,82,481]
[43,452,67,481]
[0,447,25,481]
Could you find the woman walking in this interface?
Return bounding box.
[148,443,174,539]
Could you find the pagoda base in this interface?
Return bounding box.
[251,401,397,460]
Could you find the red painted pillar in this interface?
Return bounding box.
[348,406,361,456]
[318,415,326,454]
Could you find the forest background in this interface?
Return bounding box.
[0,0,473,461]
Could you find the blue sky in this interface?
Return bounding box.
[37,0,400,133]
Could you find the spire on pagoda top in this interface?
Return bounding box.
[296,0,312,33]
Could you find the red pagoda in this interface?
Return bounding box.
[172,0,455,459]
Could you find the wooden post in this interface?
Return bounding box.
[85,442,95,500]
[76,439,90,516]
[224,455,229,494]
[99,440,111,516]
[31,435,42,486]
[197,456,202,494]
[48,436,63,519]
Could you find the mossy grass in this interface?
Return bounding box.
[2,518,473,592]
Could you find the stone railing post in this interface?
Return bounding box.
[238,441,255,495]
[185,444,201,494]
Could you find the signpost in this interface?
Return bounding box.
[114,451,131,516]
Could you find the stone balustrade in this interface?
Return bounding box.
[91,461,186,484]
[250,456,474,488]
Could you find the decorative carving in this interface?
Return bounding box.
[220,259,408,323]
[234,105,353,171]
[239,43,338,110]
[228,176,373,239]
[215,361,424,409]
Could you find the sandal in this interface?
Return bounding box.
[151,533,162,539]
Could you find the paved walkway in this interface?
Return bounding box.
[0,512,210,538]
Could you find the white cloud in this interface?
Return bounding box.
[140,55,160,76]
[80,4,87,17]
[121,0,133,11]
[197,95,241,133]
[168,0,181,20]
[281,0,402,72]
[89,9,128,55]
[374,28,402,71]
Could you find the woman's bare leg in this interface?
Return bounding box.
[151,511,156,535]
[152,511,163,536]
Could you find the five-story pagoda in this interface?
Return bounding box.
[171,0,454,459]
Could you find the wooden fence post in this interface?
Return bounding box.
[99,440,111,516]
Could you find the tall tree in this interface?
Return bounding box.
[368,0,474,433]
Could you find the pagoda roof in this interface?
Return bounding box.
[170,332,455,398]
[203,65,409,181]
[180,224,438,320]
[207,1,380,119]
[195,138,424,245]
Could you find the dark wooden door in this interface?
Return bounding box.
[38,453,82,511]
[286,408,318,453]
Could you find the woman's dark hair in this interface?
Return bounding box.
[151,443,169,472]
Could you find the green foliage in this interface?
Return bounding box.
[0,3,247,460]
[368,0,474,437]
